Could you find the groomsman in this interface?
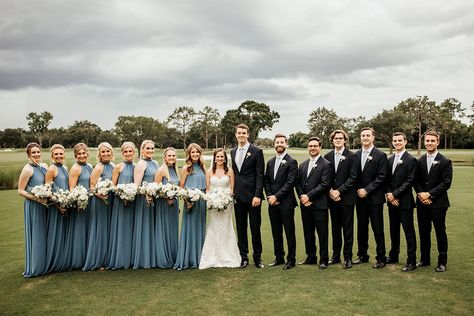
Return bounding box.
[324,130,358,269]
[354,127,388,269]
[264,133,298,270]
[296,137,333,269]
[385,132,417,272]
[231,124,265,269]
[414,130,452,272]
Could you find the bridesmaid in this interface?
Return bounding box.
[66,143,92,270]
[83,142,115,270]
[17,143,48,277]
[45,144,69,273]
[108,142,136,270]
[174,143,207,270]
[132,140,159,269]
[154,147,180,268]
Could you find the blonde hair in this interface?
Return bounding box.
[185,143,206,173]
[162,147,179,181]
[140,140,154,159]
[97,142,115,162]
[50,144,66,164]
[73,143,89,158]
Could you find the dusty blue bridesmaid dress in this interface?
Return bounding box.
[107,161,135,269]
[174,163,207,270]
[83,162,113,270]
[23,163,48,277]
[65,163,92,270]
[155,167,180,268]
[45,163,69,273]
[132,158,159,269]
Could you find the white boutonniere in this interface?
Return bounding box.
[432,160,439,166]
[314,164,318,168]
[281,159,287,165]
[367,155,373,161]
[340,155,346,161]
[397,159,403,165]
[246,152,251,158]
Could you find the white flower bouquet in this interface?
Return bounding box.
[205,188,234,212]
[139,181,162,205]
[51,188,73,213]
[69,185,91,211]
[114,183,138,206]
[30,183,53,206]
[158,183,181,205]
[92,178,115,205]
[180,188,205,212]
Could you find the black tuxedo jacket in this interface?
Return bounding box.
[414,152,452,209]
[386,151,417,209]
[264,153,298,210]
[355,147,388,205]
[231,143,265,203]
[295,156,333,210]
[324,148,358,206]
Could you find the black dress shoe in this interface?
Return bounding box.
[373,261,386,269]
[353,256,370,264]
[254,259,264,269]
[268,258,285,267]
[328,257,341,265]
[343,260,352,269]
[283,261,296,270]
[319,263,328,270]
[402,264,416,272]
[240,258,249,268]
[298,257,317,265]
[435,264,446,272]
[386,256,399,264]
[416,261,430,267]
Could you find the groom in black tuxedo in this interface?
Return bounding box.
[296,136,333,269]
[264,133,298,270]
[414,130,452,273]
[231,124,265,268]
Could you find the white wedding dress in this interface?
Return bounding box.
[199,175,241,269]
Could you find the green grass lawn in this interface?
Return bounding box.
[1,166,473,315]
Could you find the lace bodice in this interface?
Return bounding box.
[210,175,230,190]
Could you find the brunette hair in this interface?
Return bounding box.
[424,130,440,141]
[212,148,229,174]
[274,133,288,143]
[329,129,348,144]
[392,132,407,140]
[185,143,206,174]
[236,123,250,132]
[360,127,376,136]
[26,142,41,156]
[307,136,322,147]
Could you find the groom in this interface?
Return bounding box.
[231,124,265,268]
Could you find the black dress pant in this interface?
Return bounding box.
[417,206,448,265]
[329,202,354,261]
[388,205,417,265]
[234,198,262,261]
[356,200,386,262]
[269,206,296,262]
[301,207,328,264]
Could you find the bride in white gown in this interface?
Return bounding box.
[199,149,241,269]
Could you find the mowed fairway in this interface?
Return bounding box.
[0,149,473,315]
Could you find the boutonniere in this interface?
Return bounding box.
[246,152,251,158]
[367,155,373,161]
[340,155,346,161]
[281,159,287,165]
[432,160,439,165]
[397,159,403,165]
[314,164,318,168]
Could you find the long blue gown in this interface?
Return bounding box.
[65,163,92,270]
[83,162,113,271]
[45,163,69,273]
[174,163,207,270]
[155,167,180,268]
[23,163,48,277]
[132,158,159,269]
[107,162,135,269]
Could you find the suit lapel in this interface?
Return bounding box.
[274,153,287,180]
[427,152,440,178]
[308,156,320,178]
[362,148,373,173]
[392,151,406,175]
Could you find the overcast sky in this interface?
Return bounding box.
[1,0,473,138]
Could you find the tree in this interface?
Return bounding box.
[114,116,164,148]
[66,120,102,146]
[368,108,412,154]
[344,116,367,149]
[0,128,26,148]
[288,132,309,148]
[26,111,53,147]
[438,98,465,149]
[238,100,280,142]
[220,109,241,148]
[397,96,437,155]
[196,106,220,149]
[97,130,121,147]
[307,106,345,146]
[167,106,197,150]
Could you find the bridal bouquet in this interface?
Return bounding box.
[51,188,73,213]
[30,183,53,206]
[92,178,114,204]
[139,181,162,205]
[205,188,234,212]
[114,183,138,206]
[69,185,91,211]
[179,188,205,212]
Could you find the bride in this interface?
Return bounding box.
[199,148,241,269]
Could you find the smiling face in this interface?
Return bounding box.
[99,147,112,163]
[28,146,42,164]
[122,146,135,162]
[190,148,201,162]
[51,148,65,164]
[392,135,407,153]
[424,134,439,155]
[274,136,287,154]
[235,127,249,146]
[164,150,176,166]
[332,132,346,151]
[360,129,375,149]
[142,142,154,159]
[214,150,226,166]
[307,140,321,158]
[76,148,89,164]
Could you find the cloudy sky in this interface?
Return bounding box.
[1,0,473,138]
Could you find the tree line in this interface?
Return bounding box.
[1,97,473,151]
